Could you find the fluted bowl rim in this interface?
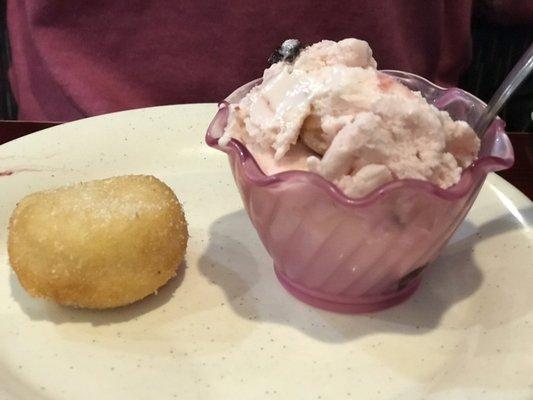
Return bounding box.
[206,71,514,207]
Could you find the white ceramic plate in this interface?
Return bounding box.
[1,105,532,400]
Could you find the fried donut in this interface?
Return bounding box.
[8,175,188,309]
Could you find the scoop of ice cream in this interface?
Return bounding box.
[219,38,480,198]
[293,38,377,71]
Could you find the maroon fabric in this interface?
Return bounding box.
[7,0,473,122]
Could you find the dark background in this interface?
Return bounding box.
[460,17,532,132]
[0,0,16,120]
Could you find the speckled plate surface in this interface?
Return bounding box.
[0,105,532,400]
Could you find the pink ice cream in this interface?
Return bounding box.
[219,38,480,198]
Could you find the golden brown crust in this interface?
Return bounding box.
[8,175,188,309]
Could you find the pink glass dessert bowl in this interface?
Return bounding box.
[205,70,514,313]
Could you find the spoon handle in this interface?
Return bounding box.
[475,43,533,136]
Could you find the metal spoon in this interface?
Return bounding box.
[474,43,533,137]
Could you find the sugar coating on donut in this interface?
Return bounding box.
[8,175,188,309]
